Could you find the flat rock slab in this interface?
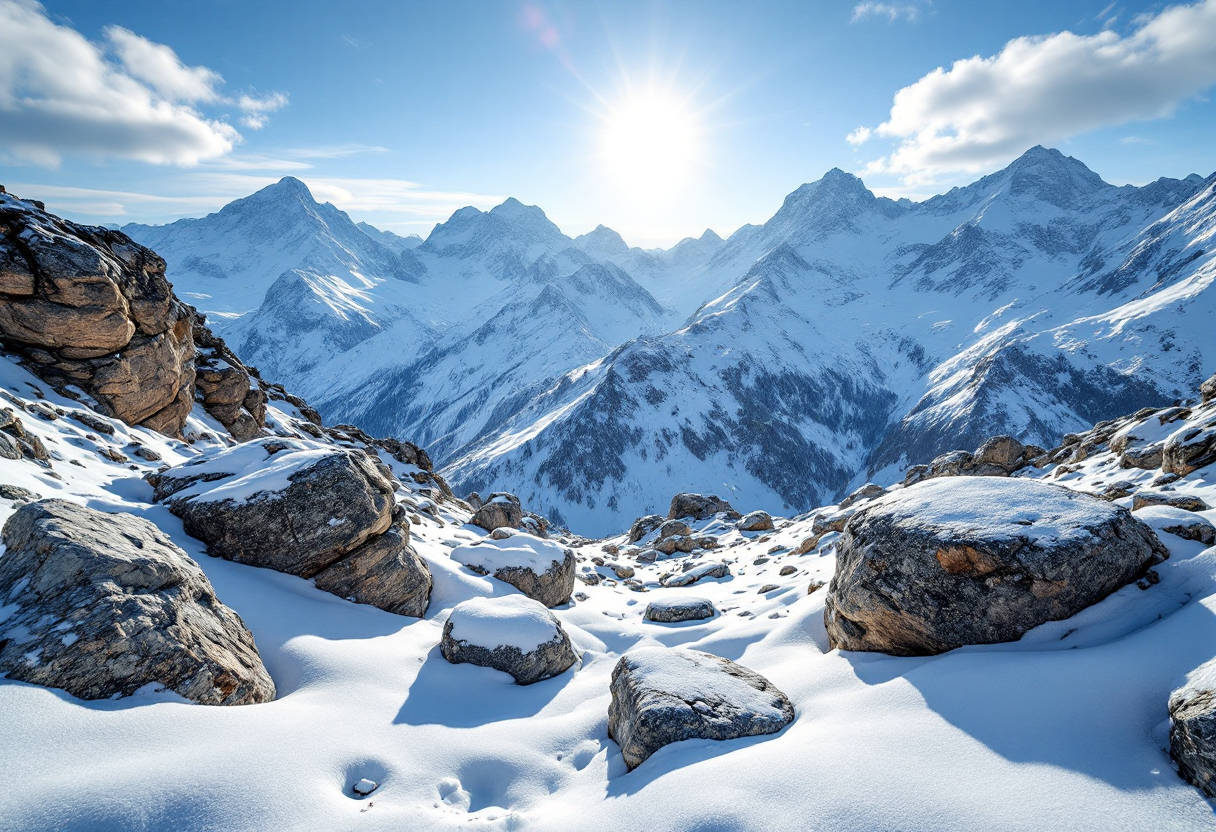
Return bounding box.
[644,597,716,623]
[1171,659,1216,798]
[608,647,794,770]
[0,500,274,705]
[825,477,1168,656]
[440,595,576,684]
[663,562,729,587]
[452,532,575,608]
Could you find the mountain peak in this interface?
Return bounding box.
[575,224,629,256]
[699,228,723,244]
[264,176,315,200]
[1003,146,1108,203]
[490,197,550,223]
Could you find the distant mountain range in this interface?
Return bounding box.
[123,147,1216,535]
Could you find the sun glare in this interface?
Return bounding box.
[599,90,702,199]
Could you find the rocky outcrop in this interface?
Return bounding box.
[838,483,885,510]
[1170,659,1216,798]
[452,533,576,608]
[1201,373,1216,404]
[1131,491,1210,512]
[149,438,431,616]
[904,435,1034,485]
[1163,422,1216,477]
[191,315,266,441]
[668,493,741,522]
[628,514,665,543]
[608,647,794,770]
[738,510,775,532]
[0,500,274,705]
[825,477,1168,656]
[440,595,577,685]
[644,597,716,623]
[0,194,197,435]
[470,492,524,531]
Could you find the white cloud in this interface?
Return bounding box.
[851,2,922,23]
[236,92,289,129]
[857,0,1216,184]
[0,0,285,166]
[846,126,872,146]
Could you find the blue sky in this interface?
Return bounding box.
[3,0,1216,246]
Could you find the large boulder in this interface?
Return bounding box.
[644,597,716,623]
[1201,373,1216,404]
[470,492,524,531]
[440,595,577,685]
[0,500,274,705]
[191,316,265,441]
[668,493,741,522]
[608,647,794,770]
[825,478,1168,656]
[1170,659,1216,798]
[311,519,432,617]
[148,437,396,577]
[452,532,576,608]
[0,193,196,436]
[662,561,730,587]
[628,514,665,543]
[1162,422,1216,477]
[738,510,775,532]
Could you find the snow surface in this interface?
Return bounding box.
[160,437,337,504]
[452,532,568,575]
[446,596,563,652]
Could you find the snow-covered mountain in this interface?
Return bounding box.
[125,148,1215,535]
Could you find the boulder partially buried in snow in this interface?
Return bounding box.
[0,500,275,705]
[440,595,577,685]
[644,597,716,623]
[1163,422,1216,477]
[662,561,730,587]
[738,511,775,532]
[452,532,576,608]
[608,647,794,770]
[628,514,665,543]
[311,519,432,617]
[824,478,1168,656]
[1131,505,1216,546]
[667,493,740,522]
[148,437,395,577]
[470,492,523,532]
[1170,659,1216,798]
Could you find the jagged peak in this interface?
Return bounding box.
[262,176,316,201]
[489,196,550,224]
[576,224,629,254]
[699,228,723,243]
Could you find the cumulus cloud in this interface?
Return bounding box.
[0,0,286,166]
[851,2,922,23]
[854,0,1216,184]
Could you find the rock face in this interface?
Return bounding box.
[0,500,275,705]
[825,478,1168,656]
[668,493,741,522]
[628,514,665,543]
[452,533,576,608]
[440,595,577,685]
[738,511,775,532]
[0,194,197,435]
[1170,659,1216,798]
[1201,373,1216,405]
[470,492,524,531]
[644,597,716,623]
[149,438,431,616]
[608,647,794,770]
[1163,423,1216,477]
[191,316,266,441]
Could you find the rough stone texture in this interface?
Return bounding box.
[655,535,697,556]
[311,520,432,617]
[657,519,692,540]
[0,195,197,436]
[608,647,794,770]
[738,511,775,532]
[628,514,665,543]
[1163,423,1216,477]
[1098,481,1136,501]
[668,493,741,522]
[973,435,1025,471]
[471,492,524,531]
[0,500,274,705]
[838,483,885,510]
[191,315,265,441]
[1201,373,1216,404]
[644,597,716,623]
[149,438,395,578]
[1170,660,1216,798]
[825,478,1168,656]
[1131,491,1210,513]
[662,561,730,587]
[492,551,576,608]
[440,597,576,685]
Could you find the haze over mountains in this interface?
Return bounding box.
[124,147,1216,534]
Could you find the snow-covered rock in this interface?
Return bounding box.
[643,597,716,623]
[1170,659,1216,798]
[738,510,774,532]
[311,519,432,617]
[0,500,275,705]
[451,532,575,607]
[440,595,576,684]
[825,477,1169,655]
[469,491,523,531]
[607,647,794,770]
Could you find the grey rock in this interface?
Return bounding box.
[657,519,692,540]
[668,493,741,521]
[0,500,274,705]
[1119,442,1165,470]
[825,478,1168,656]
[1163,424,1216,477]
[1098,480,1136,500]
[1201,373,1216,404]
[838,483,885,510]
[973,435,1025,471]
[440,596,576,685]
[644,597,716,623]
[628,514,665,543]
[662,561,730,587]
[738,510,775,532]
[607,647,794,770]
[492,551,576,608]
[465,491,483,510]
[311,521,432,617]
[1132,491,1210,513]
[149,438,395,578]
[655,535,697,556]
[1170,660,1216,797]
[471,492,523,531]
[0,484,38,502]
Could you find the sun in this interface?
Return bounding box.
[598,89,703,199]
